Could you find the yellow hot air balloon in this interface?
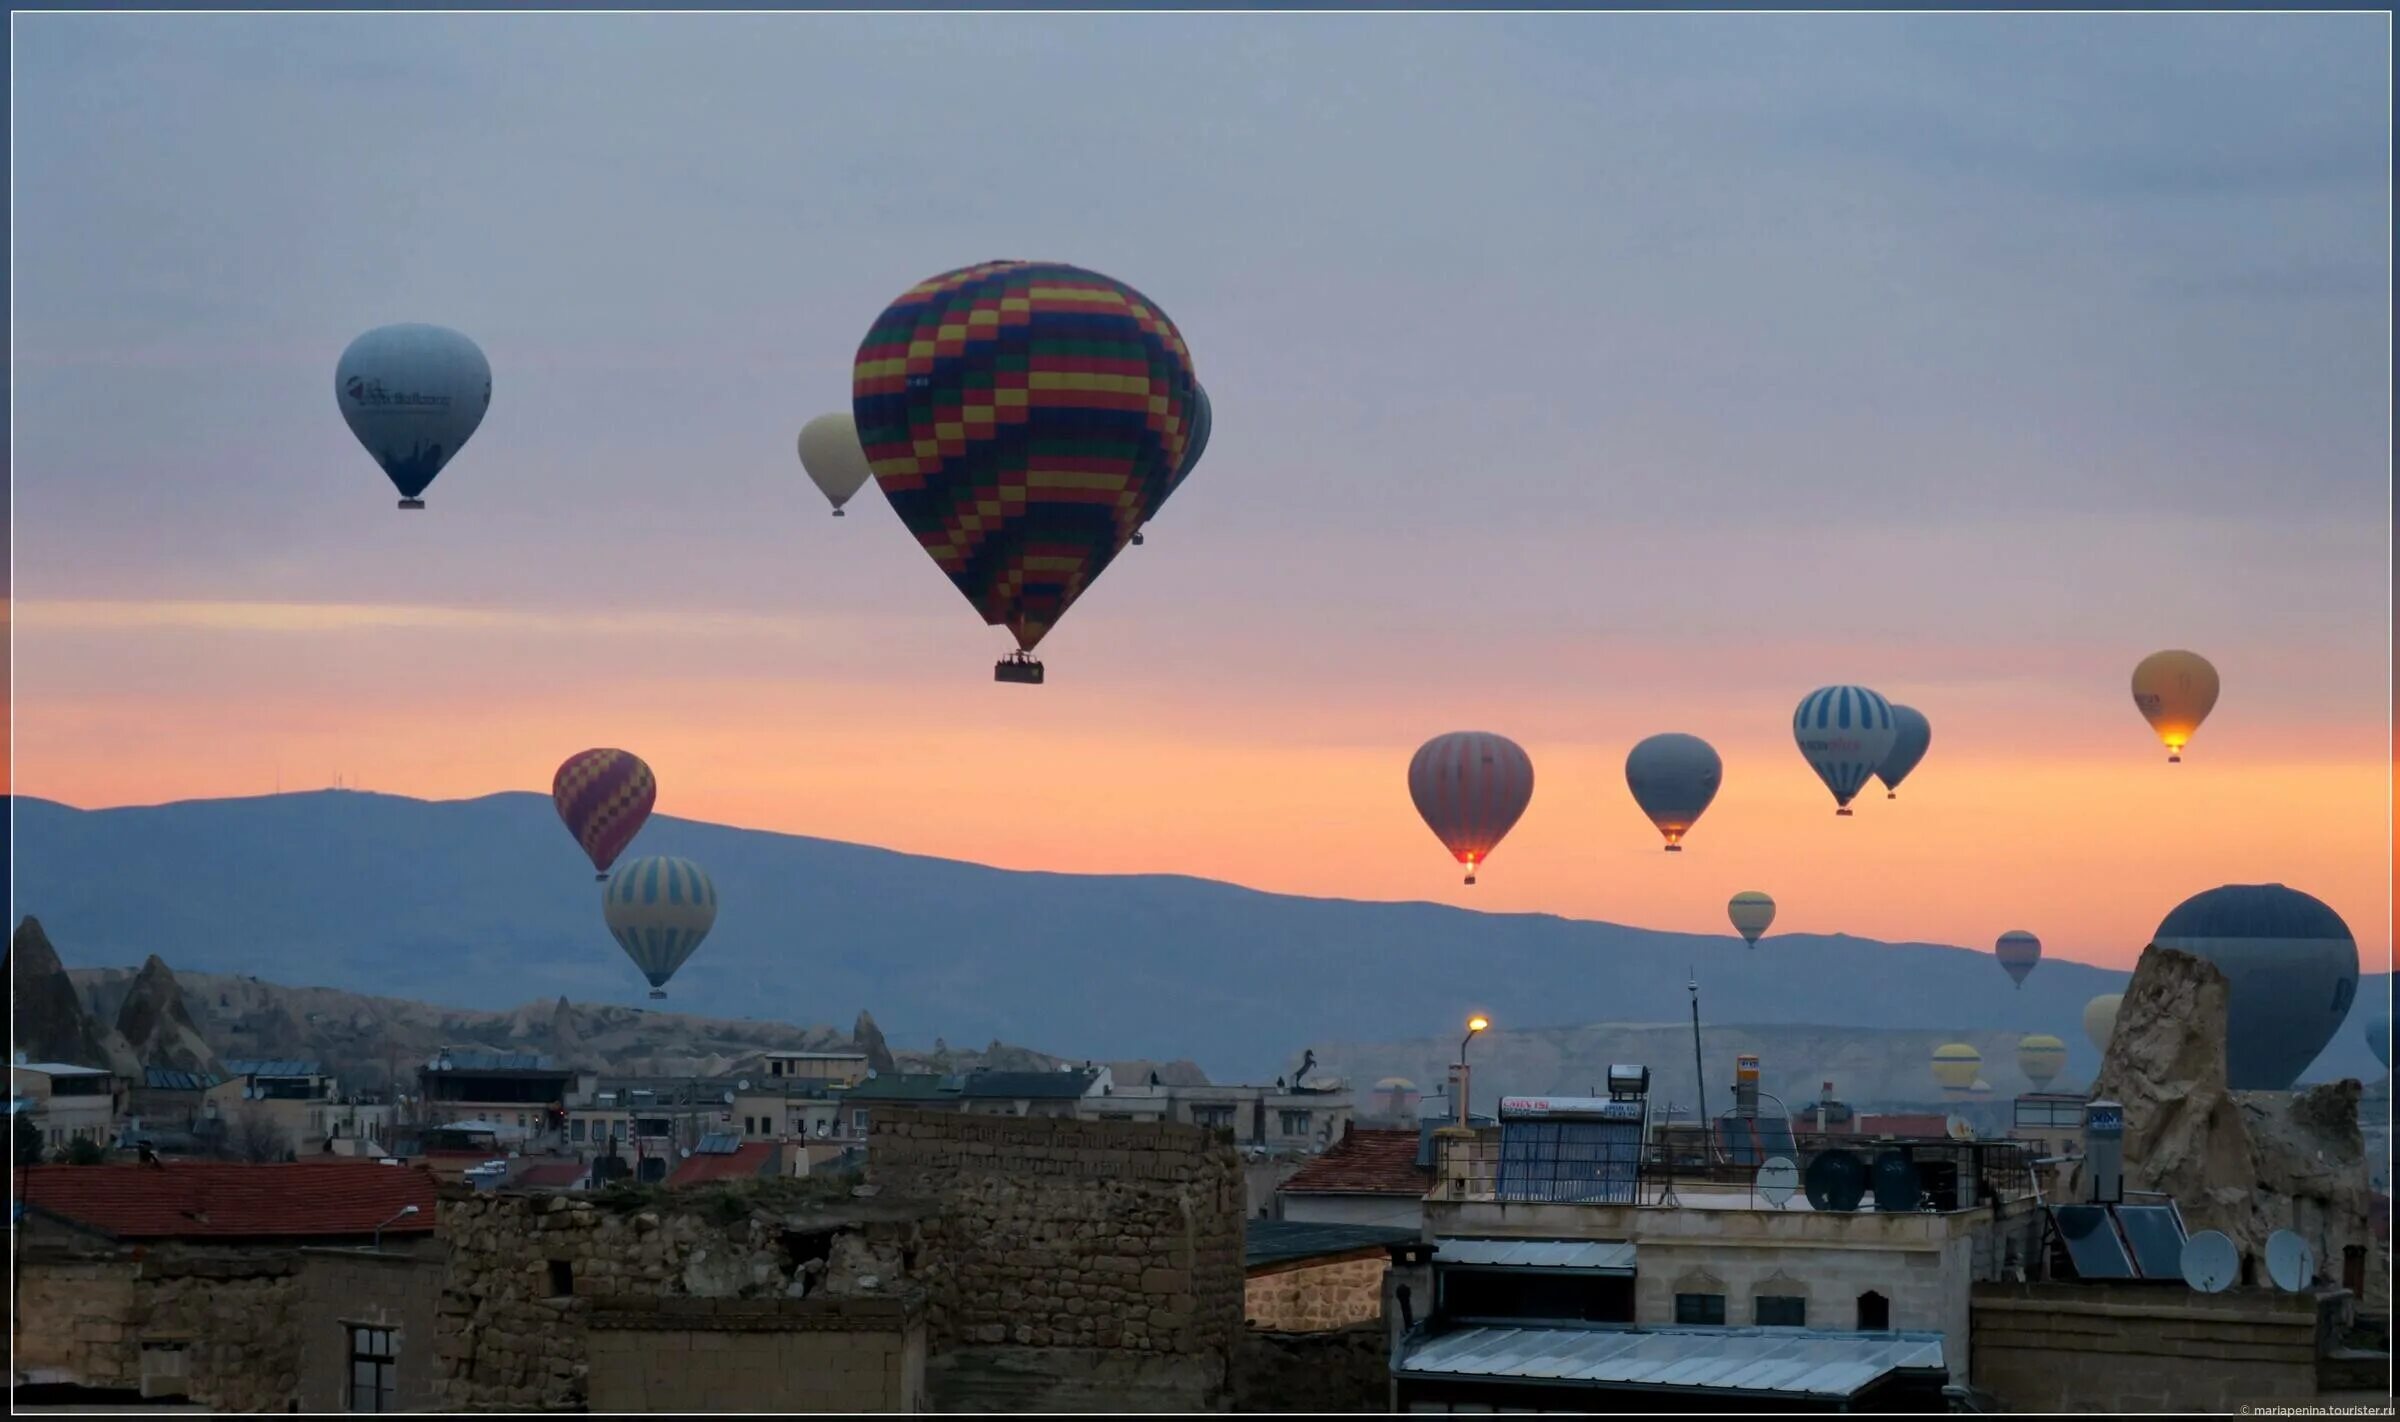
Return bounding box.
[2083,994,2123,1056]
[1727,891,1777,948]
[1968,1078,1995,1100]
[2017,1034,2067,1090]
[2130,650,2220,762]
[1931,1043,1981,1095]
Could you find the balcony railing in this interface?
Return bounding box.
[1429,1126,2033,1211]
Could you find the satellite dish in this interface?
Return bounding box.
[1804,1149,1868,1212]
[1944,1114,1975,1141]
[1757,1156,1799,1209]
[2265,1230,2315,1292]
[2180,1231,2239,1293]
[1870,1150,1922,1213]
[722,1089,735,1105]
[679,1147,692,1159]
[737,1079,751,1091]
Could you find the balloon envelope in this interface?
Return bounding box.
[851,260,1199,652]
[1624,733,1722,849]
[2130,650,2220,760]
[2017,1034,2067,1090]
[2083,994,2122,1056]
[2369,1016,2391,1071]
[1932,1043,1981,1091]
[335,324,491,503]
[2150,883,2357,1089]
[1728,891,1776,948]
[1875,704,1931,797]
[798,413,876,513]
[1408,732,1534,884]
[1995,931,2042,989]
[553,749,657,877]
[603,855,718,992]
[1792,686,1898,811]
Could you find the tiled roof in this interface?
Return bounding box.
[845,1074,960,1102]
[958,1070,1098,1101]
[226,1058,323,1079]
[143,1068,225,1091]
[1279,1129,1432,1197]
[667,1142,779,1188]
[1246,1219,1419,1270]
[15,1161,438,1241]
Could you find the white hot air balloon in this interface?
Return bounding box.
[1728,891,1776,948]
[335,324,492,509]
[797,412,875,517]
[602,856,719,999]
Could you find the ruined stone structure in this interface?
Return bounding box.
[585,1296,928,1412]
[870,1108,1246,1412]
[294,1247,445,1413]
[14,1247,301,1411]
[1232,1321,1390,1413]
[1972,1281,2327,1411]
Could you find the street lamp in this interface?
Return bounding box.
[1456,1016,1490,1128]
[372,1203,419,1252]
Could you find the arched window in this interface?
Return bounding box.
[1857,1290,1890,1331]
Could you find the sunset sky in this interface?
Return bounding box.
[11,12,2390,974]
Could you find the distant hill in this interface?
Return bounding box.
[11,791,2387,1085]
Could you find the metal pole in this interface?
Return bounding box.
[1688,973,1709,1161]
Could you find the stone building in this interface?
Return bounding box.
[293,1244,446,1412]
[12,1060,121,1155]
[12,1160,439,1410]
[1242,1220,1414,1332]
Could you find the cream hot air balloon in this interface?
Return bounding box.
[2131,650,2220,762]
[2083,993,2123,1056]
[1728,892,1776,948]
[797,412,876,516]
[2017,1034,2067,1090]
[1932,1043,1981,1097]
[1968,1078,1995,1101]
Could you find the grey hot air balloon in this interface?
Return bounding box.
[1876,704,1931,799]
[1624,733,1722,851]
[2367,1015,2390,1071]
[335,324,492,509]
[798,412,874,516]
[2150,883,2357,1090]
[602,855,719,999]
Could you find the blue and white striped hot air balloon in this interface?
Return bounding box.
[1792,686,1899,816]
[602,855,718,999]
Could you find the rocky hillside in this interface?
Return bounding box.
[112,953,224,1076]
[11,917,139,1075]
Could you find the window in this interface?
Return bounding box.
[1857,1290,1890,1331]
[1279,1110,1312,1136]
[852,1109,868,1134]
[744,1116,756,1135]
[1673,1293,1726,1326]
[771,1060,785,1077]
[1190,1106,1236,1131]
[570,1120,586,1142]
[347,1325,396,1412]
[547,1260,574,1297]
[1754,1295,1806,1327]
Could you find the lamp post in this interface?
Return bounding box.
[1456,1016,1489,1129]
[372,1203,419,1252]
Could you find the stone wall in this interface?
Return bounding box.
[295,1248,445,1413]
[1232,1321,1388,1413]
[432,1186,928,1411]
[1972,1281,2323,1411]
[586,1296,927,1412]
[13,1248,300,1411]
[1244,1253,1387,1332]
[870,1108,1245,1412]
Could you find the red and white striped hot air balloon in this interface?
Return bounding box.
[1408,732,1535,886]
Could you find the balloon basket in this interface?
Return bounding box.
[995,652,1045,685]
[1131,531,1145,546]
[397,498,425,510]
[1887,791,1897,799]
[832,508,846,517]
[596,872,609,882]
[2167,754,2181,764]
[647,989,666,1000]
[1835,807,1853,817]
[1664,844,1682,853]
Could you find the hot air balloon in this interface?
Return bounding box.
[2368,1016,2390,1071]
[335,324,491,509]
[797,413,876,517]
[2083,994,2122,1056]
[553,750,658,880]
[1792,686,1898,815]
[1932,1043,1981,1097]
[1374,1077,1419,1117]
[1995,931,2042,990]
[851,261,1199,683]
[1135,381,1209,547]
[1408,732,1534,885]
[2130,650,2220,762]
[1968,1078,1995,1100]
[1728,891,1776,948]
[2017,1034,2067,1090]
[2151,883,2357,1089]
[1624,733,1722,851]
[1876,705,1931,799]
[603,855,718,999]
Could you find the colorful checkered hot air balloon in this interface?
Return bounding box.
[1995,930,2042,990]
[1408,732,1535,886]
[1135,381,1210,548]
[852,261,1200,682]
[553,749,657,880]
[603,855,717,1000]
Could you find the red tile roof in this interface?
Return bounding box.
[667,1142,779,1188]
[15,1160,439,1241]
[1279,1128,1430,1197]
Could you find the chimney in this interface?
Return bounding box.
[2084,1099,2124,1204]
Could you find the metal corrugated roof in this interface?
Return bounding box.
[1397,1325,1946,1400]
[12,1062,110,1077]
[227,1059,323,1079]
[424,1051,556,1073]
[1246,1220,1421,1270]
[143,1068,225,1092]
[1434,1238,1638,1272]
